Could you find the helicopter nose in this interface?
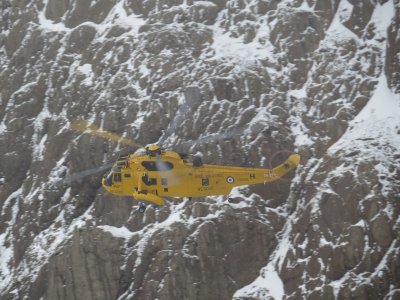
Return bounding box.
[102,177,110,190]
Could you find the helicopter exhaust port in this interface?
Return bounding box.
[193,156,203,167]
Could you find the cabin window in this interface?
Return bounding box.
[141,161,174,171]
[142,174,157,185]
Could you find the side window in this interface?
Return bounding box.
[142,174,157,186]
[114,173,122,182]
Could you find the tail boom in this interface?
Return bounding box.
[228,154,300,187]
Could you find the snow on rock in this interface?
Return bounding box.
[98,225,134,239]
[329,73,400,153]
[233,263,284,300]
[0,0,399,299]
[327,0,360,41]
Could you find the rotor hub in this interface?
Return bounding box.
[146,144,162,156]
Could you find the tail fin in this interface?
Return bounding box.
[265,154,300,183]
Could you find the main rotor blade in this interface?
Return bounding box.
[158,106,189,145]
[60,162,114,185]
[71,120,143,148]
[174,126,256,149]
[159,89,202,145]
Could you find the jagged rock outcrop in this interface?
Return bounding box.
[35,228,121,300]
[386,1,400,93]
[1,0,399,299]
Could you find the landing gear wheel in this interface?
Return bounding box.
[138,203,146,213]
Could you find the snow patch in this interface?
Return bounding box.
[208,9,275,65]
[298,1,314,12]
[210,29,272,63]
[104,0,145,35]
[329,73,400,153]
[287,89,314,148]
[37,0,71,32]
[329,0,399,154]
[78,63,94,86]
[33,134,48,161]
[0,233,14,291]
[234,263,284,300]
[98,225,134,239]
[369,0,395,39]
[327,0,360,42]
[0,190,22,291]
[37,0,145,36]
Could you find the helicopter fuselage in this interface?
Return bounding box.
[101,148,300,206]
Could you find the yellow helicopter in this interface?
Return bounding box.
[70,121,300,213]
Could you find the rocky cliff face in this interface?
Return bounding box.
[1,0,399,299]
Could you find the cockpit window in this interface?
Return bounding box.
[103,169,122,186]
[117,161,127,168]
[141,161,174,171]
[104,172,113,186]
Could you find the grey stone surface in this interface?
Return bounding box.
[0,0,399,299]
